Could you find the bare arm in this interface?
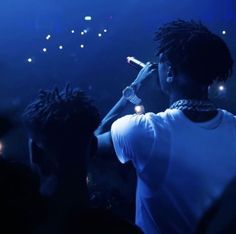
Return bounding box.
[95,62,158,159]
[95,97,132,135]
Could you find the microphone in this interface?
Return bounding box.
[127,56,146,70]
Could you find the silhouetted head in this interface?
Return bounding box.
[154,19,234,95]
[23,84,100,178]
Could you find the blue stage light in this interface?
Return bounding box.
[59,45,63,50]
[104,29,107,33]
[46,35,51,40]
[84,16,92,21]
[135,105,145,114]
[80,44,84,48]
[219,85,225,91]
[71,30,75,33]
[0,141,3,154]
[43,48,47,52]
[28,58,32,63]
[222,30,226,35]
[98,33,102,37]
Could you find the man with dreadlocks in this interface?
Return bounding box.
[96,19,235,233]
[23,85,100,207]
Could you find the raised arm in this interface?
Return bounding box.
[95,62,157,159]
[95,62,157,135]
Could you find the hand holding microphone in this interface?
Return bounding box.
[126,56,158,88]
[127,56,146,69]
[127,56,157,70]
[123,56,159,114]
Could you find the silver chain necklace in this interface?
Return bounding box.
[169,99,217,112]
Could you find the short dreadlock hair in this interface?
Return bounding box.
[23,84,100,148]
[155,19,234,85]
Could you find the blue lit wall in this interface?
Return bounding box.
[0,0,235,160]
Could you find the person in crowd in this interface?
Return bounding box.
[96,19,235,234]
[23,85,100,208]
[23,84,143,233]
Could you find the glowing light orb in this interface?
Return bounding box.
[0,142,3,152]
[135,105,145,114]
[219,85,225,91]
[84,16,92,21]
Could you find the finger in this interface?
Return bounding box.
[145,62,153,68]
[145,69,157,77]
[146,70,155,76]
[146,62,157,70]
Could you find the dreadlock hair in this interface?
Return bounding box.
[23,84,100,148]
[154,19,234,85]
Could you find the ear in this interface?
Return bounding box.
[28,138,54,176]
[28,138,33,164]
[167,66,174,77]
[28,138,44,176]
[28,138,44,165]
